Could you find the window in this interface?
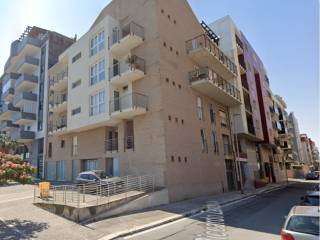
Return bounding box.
[72,136,78,156]
[90,31,105,56]
[90,90,105,116]
[72,52,81,63]
[72,79,81,89]
[219,110,228,127]
[83,159,98,171]
[223,135,231,156]
[200,129,207,153]
[90,59,105,85]
[212,131,219,153]
[61,140,65,148]
[48,142,52,158]
[2,80,12,94]
[287,216,319,236]
[72,107,81,115]
[197,97,203,120]
[209,104,216,124]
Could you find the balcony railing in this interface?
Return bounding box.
[109,92,148,114]
[50,93,67,105]
[186,34,237,76]
[124,136,134,150]
[110,22,144,47]
[14,92,37,106]
[10,129,35,142]
[105,138,119,152]
[49,67,68,87]
[48,117,67,133]
[109,56,145,80]
[16,56,39,72]
[188,67,241,101]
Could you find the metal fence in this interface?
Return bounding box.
[34,175,155,208]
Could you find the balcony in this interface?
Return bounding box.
[105,138,119,152]
[188,67,241,106]
[186,34,237,80]
[16,56,39,74]
[14,92,37,108]
[12,111,36,125]
[235,35,244,54]
[15,74,38,92]
[109,21,144,57]
[109,56,145,86]
[109,92,148,119]
[0,120,19,132]
[48,117,67,136]
[49,94,67,113]
[0,103,20,121]
[2,87,15,102]
[4,36,42,72]
[10,129,35,143]
[49,68,68,92]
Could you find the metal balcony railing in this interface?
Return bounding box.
[188,67,241,101]
[110,21,144,47]
[15,74,38,88]
[34,175,155,208]
[105,138,119,152]
[49,67,68,87]
[14,92,37,106]
[50,93,67,106]
[48,116,67,132]
[16,56,39,71]
[186,34,237,75]
[109,92,148,114]
[124,136,134,150]
[109,56,145,80]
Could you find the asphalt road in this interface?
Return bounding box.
[123,181,318,240]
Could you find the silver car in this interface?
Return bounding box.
[281,206,319,240]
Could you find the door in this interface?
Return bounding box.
[113,59,119,77]
[225,160,235,191]
[125,121,134,150]
[72,160,78,180]
[112,27,119,44]
[113,158,120,176]
[114,91,120,112]
[105,158,113,176]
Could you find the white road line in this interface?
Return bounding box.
[0,196,33,204]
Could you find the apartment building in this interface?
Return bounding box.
[300,134,313,166]
[0,26,74,177]
[210,16,287,185]
[271,94,292,179]
[287,112,303,164]
[45,0,246,201]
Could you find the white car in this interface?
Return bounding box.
[281,206,319,240]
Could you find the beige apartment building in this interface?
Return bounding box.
[45,0,244,202]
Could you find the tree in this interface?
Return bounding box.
[0,135,35,184]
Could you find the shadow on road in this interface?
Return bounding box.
[0,219,49,240]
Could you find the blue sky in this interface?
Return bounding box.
[0,0,319,144]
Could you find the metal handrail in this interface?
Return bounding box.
[189,67,241,101]
[34,175,155,208]
[105,138,119,151]
[109,92,148,114]
[186,34,237,75]
[109,55,145,80]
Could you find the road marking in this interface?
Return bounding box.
[0,196,33,204]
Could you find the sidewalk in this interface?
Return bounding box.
[87,182,288,240]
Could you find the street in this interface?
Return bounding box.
[122,182,318,240]
[0,181,318,240]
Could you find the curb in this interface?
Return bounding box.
[100,183,287,240]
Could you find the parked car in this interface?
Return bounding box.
[300,191,320,206]
[281,206,319,240]
[305,172,319,180]
[75,170,124,195]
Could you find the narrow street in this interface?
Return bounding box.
[123,182,317,240]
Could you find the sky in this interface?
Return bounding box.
[0,0,319,145]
